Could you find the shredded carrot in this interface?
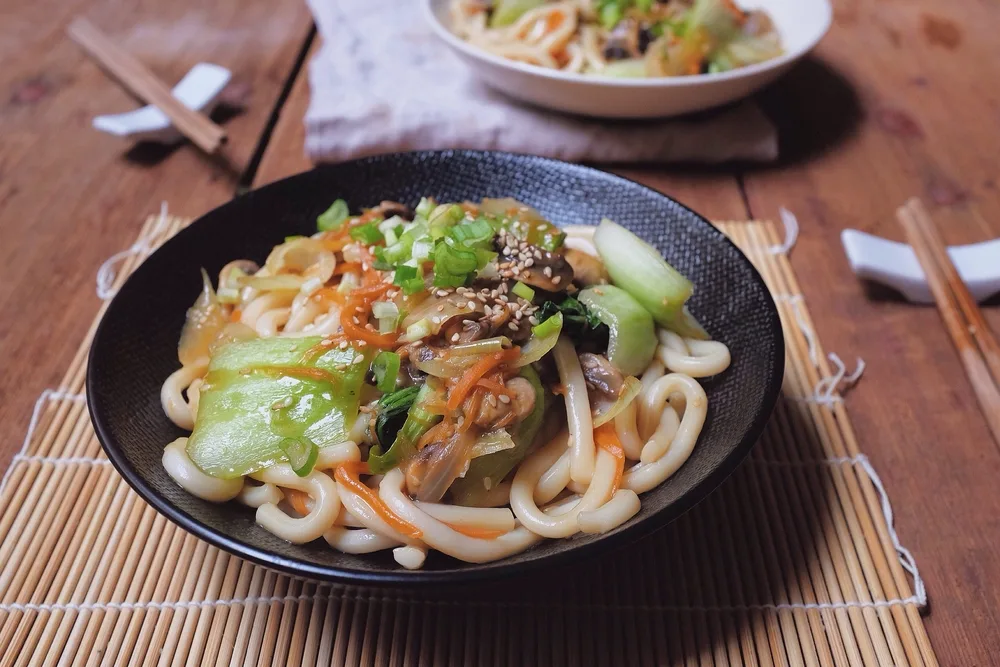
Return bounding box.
[545,11,564,32]
[459,388,484,433]
[417,419,454,450]
[447,348,520,411]
[350,282,391,301]
[493,410,516,430]
[341,300,399,348]
[594,424,625,495]
[230,308,242,323]
[442,523,507,540]
[475,378,512,397]
[335,462,422,539]
[285,489,310,516]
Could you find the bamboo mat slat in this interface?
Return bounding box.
[0,214,939,666]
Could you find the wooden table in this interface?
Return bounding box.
[2,2,998,663]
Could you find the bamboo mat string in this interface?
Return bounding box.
[0,212,940,665]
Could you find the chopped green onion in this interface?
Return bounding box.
[401,278,426,295]
[512,281,535,302]
[371,351,401,393]
[532,312,563,338]
[349,222,384,245]
[432,242,478,287]
[447,218,493,246]
[403,318,432,342]
[392,265,426,294]
[415,197,437,220]
[371,247,393,271]
[429,204,465,238]
[277,436,319,477]
[411,238,434,262]
[372,300,399,321]
[317,199,350,232]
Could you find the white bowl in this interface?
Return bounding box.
[424,0,832,118]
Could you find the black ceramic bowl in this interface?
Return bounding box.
[88,151,783,586]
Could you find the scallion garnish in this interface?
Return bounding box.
[512,281,535,302]
[317,199,350,232]
[349,221,385,245]
[371,351,401,393]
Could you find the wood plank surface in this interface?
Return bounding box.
[740,2,1000,664]
[0,2,313,473]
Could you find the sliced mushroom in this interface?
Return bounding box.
[442,317,489,344]
[517,249,574,292]
[506,377,537,420]
[603,18,641,61]
[580,353,625,399]
[564,248,608,287]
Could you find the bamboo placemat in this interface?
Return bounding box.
[0,213,939,666]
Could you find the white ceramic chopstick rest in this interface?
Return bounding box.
[92,63,231,144]
[841,229,1000,304]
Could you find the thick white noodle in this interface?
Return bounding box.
[393,545,429,570]
[240,292,294,329]
[255,307,291,337]
[381,469,569,563]
[162,438,243,502]
[614,401,644,461]
[251,464,341,544]
[533,448,571,505]
[624,379,708,494]
[161,360,208,430]
[552,338,595,484]
[336,483,416,546]
[414,502,516,533]
[283,297,322,333]
[578,490,641,534]
[639,374,706,463]
[324,527,400,554]
[656,330,732,378]
[509,430,617,538]
[237,482,283,508]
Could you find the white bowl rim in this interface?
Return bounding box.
[422,0,833,88]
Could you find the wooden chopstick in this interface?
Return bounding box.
[897,198,1000,447]
[67,18,226,154]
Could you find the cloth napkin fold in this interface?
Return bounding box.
[304,0,779,164]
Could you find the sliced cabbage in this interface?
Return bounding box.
[178,269,228,366]
[592,376,642,427]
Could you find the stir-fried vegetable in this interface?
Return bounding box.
[374,386,420,449]
[371,351,401,393]
[317,199,349,232]
[515,312,563,367]
[490,0,545,27]
[277,436,319,477]
[368,384,443,475]
[186,337,370,478]
[577,285,657,375]
[450,366,546,503]
[535,297,608,347]
[178,269,229,366]
[592,218,707,338]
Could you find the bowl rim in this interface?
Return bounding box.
[422,0,833,88]
[87,149,785,586]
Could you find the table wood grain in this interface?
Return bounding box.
[2,0,999,663]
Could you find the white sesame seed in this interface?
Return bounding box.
[499,394,511,404]
[529,316,539,325]
[509,322,519,331]
[431,316,441,324]
[552,276,562,285]
[436,304,445,312]
[467,301,476,310]
[352,316,361,325]
[339,341,348,349]
[451,333,460,342]
[524,258,534,267]
[543,267,552,277]
[412,340,423,347]
[515,310,523,320]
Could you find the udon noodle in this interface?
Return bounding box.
[450,0,782,77]
[161,197,730,569]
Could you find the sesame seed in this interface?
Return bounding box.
[357,340,367,347]
[362,263,370,271]
[524,258,534,267]
[412,340,424,347]
[499,394,511,404]
[529,316,539,325]
[509,322,519,331]
[512,267,521,276]
[552,276,562,285]
[543,267,552,278]
[515,310,523,320]
[467,301,476,310]
[352,316,361,325]
[488,394,498,407]
[451,333,460,342]
[476,294,487,302]
[339,341,348,349]
[436,304,445,312]
[499,295,508,303]
[534,250,543,259]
